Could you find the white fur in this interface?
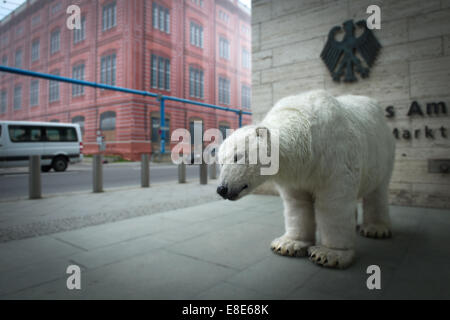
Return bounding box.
[218,90,395,269]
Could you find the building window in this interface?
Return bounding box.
[189,66,204,99]
[72,64,85,96]
[49,71,60,102]
[152,3,170,33]
[102,2,117,31]
[219,37,230,60]
[15,49,22,68]
[0,90,7,114]
[219,10,229,24]
[72,115,85,135]
[100,111,116,131]
[100,111,116,141]
[191,0,204,7]
[16,25,23,36]
[242,24,250,36]
[74,16,86,44]
[50,29,60,54]
[16,26,23,37]
[242,85,251,109]
[218,77,230,105]
[31,14,40,27]
[151,54,170,90]
[1,34,8,47]
[30,80,39,106]
[100,54,116,85]
[190,22,203,48]
[31,39,40,62]
[242,48,250,69]
[14,85,22,110]
[151,117,170,143]
[51,2,62,15]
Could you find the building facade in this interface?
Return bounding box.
[0,0,252,159]
[252,0,450,209]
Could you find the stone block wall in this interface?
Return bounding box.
[252,0,450,208]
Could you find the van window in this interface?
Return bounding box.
[9,125,43,142]
[45,127,77,142]
[8,125,77,142]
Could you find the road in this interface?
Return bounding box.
[0,161,213,200]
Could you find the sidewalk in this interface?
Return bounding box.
[0,160,177,176]
[0,182,220,242]
[1,184,450,299]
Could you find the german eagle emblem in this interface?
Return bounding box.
[320,19,381,82]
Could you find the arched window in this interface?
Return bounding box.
[72,115,85,135]
[100,111,116,141]
[100,111,116,130]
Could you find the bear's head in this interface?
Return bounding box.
[216,125,278,201]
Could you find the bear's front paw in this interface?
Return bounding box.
[270,236,312,257]
[358,223,392,239]
[308,246,355,269]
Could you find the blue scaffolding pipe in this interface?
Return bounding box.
[0,65,159,98]
[0,66,252,154]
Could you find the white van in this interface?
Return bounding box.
[0,121,83,172]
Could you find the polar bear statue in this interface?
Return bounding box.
[216,90,395,269]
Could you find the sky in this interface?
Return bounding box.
[0,0,26,20]
[0,0,251,21]
[239,0,251,8]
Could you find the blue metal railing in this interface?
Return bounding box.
[0,65,252,154]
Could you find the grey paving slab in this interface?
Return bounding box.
[286,287,342,300]
[297,263,397,300]
[251,210,284,227]
[0,235,83,273]
[4,249,237,300]
[0,255,74,297]
[382,256,450,299]
[161,203,235,223]
[67,234,173,270]
[157,214,246,243]
[195,282,277,300]
[226,254,320,298]
[158,206,276,243]
[166,221,282,270]
[51,215,189,250]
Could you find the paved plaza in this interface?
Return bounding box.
[1,184,449,299]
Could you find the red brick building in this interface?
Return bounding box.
[0,0,251,160]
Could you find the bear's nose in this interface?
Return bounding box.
[217,185,228,199]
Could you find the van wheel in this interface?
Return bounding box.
[41,165,52,172]
[52,156,68,172]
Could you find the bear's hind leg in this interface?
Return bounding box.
[359,182,392,239]
[309,194,356,269]
[271,189,315,257]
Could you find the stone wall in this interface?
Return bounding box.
[252,0,450,208]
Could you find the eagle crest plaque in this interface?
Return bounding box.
[320,19,382,82]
